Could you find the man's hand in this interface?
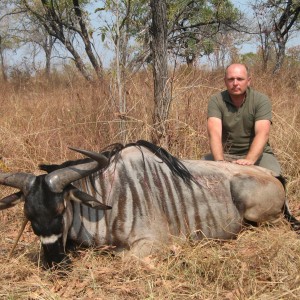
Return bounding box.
[232,158,255,166]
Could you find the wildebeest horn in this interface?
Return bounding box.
[0,173,35,195]
[46,149,108,193]
[69,147,109,165]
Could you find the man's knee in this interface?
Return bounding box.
[202,153,214,161]
[256,153,281,175]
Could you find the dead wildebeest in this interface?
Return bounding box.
[0,140,299,269]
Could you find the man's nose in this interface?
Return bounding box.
[233,79,238,85]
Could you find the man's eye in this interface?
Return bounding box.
[228,78,244,82]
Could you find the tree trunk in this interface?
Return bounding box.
[115,6,126,143]
[0,36,8,82]
[44,47,51,78]
[43,35,55,79]
[271,1,300,73]
[273,34,287,74]
[65,40,93,81]
[259,29,271,72]
[73,0,103,80]
[150,0,171,146]
[30,0,101,81]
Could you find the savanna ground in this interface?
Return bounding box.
[0,63,300,299]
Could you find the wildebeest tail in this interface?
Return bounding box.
[276,175,300,232]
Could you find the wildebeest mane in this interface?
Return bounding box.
[109,140,195,184]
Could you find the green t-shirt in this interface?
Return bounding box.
[207,87,273,155]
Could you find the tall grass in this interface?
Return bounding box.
[0,65,299,299]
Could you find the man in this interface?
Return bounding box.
[204,63,281,175]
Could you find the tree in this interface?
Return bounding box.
[20,0,103,81]
[252,0,300,73]
[252,1,273,71]
[272,0,300,73]
[93,0,151,142]
[0,1,57,79]
[150,0,170,145]
[167,0,240,66]
[0,33,9,82]
[0,3,21,81]
[18,13,57,78]
[40,34,56,78]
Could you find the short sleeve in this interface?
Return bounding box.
[254,95,272,122]
[208,96,222,119]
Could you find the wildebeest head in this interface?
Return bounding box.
[0,149,111,269]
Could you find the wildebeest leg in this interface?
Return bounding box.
[125,220,170,258]
[274,176,300,232]
[126,238,164,259]
[243,218,258,228]
[230,174,285,223]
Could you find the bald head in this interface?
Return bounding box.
[225,63,250,78]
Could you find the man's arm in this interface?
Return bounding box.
[234,119,271,165]
[207,117,224,161]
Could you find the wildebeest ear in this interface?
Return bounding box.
[0,191,24,210]
[66,187,112,210]
[39,164,61,173]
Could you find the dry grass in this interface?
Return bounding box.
[0,65,300,299]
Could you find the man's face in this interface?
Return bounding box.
[224,64,251,97]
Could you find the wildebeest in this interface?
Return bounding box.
[0,140,298,268]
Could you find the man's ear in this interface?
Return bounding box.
[247,77,251,86]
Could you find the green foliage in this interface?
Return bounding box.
[167,0,240,63]
[41,0,90,9]
[167,0,239,28]
[95,0,149,41]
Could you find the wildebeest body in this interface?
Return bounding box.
[0,140,291,266]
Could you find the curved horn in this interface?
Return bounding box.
[69,147,109,166]
[0,173,35,195]
[46,159,108,194]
